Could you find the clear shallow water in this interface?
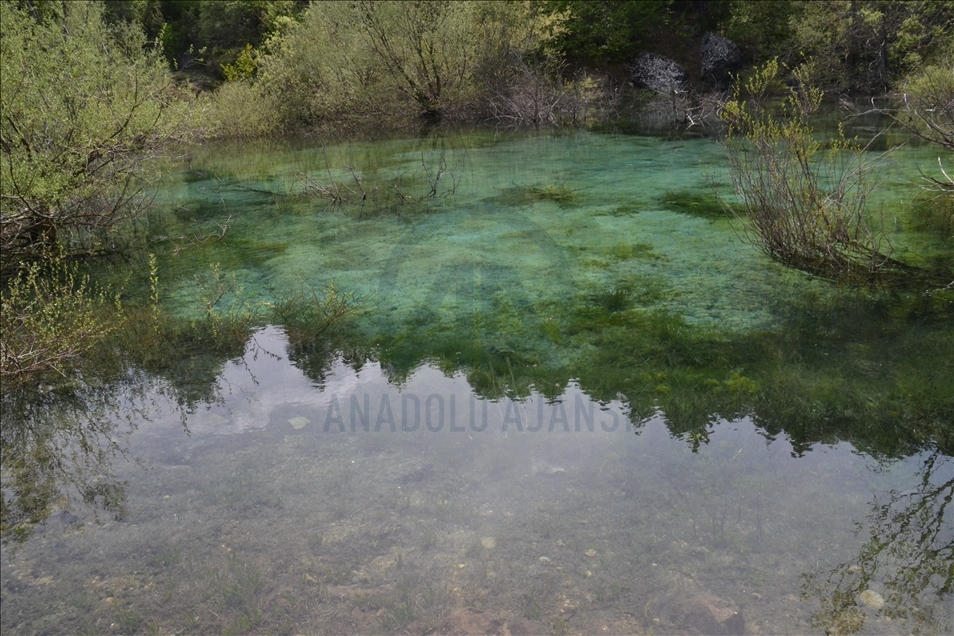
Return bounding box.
[1,128,952,635]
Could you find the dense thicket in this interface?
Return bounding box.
[725,0,954,94]
[540,0,670,63]
[151,1,950,134]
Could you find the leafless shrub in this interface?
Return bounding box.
[298,151,458,215]
[719,61,927,287]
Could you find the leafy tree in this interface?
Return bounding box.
[198,0,302,53]
[540,0,671,63]
[723,0,797,65]
[724,1,952,93]
[0,1,193,270]
[250,0,553,128]
[103,0,164,39]
[794,1,951,93]
[221,42,258,81]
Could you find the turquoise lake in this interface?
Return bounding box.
[1,126,951,635]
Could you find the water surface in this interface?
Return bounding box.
[1,128,951,635]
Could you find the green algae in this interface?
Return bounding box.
[659,190,728,219]
[608,241,663,260]
[495,183,583,208]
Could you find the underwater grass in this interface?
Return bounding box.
[659,190,728,219]
[609,242,663,261]
[496,184,582,208]
[907,192,954,241]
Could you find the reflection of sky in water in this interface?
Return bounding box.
[4,327,949,635]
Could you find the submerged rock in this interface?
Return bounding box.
[856,589,885,610]
[656,592,745,635]
[287,416,310,430]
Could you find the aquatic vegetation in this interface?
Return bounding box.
[298,152,459,217]
[111,606,142,634]
[609,241,662,260]
[608,203,642,215]
[590,286,632,312]
[522,583,552,620]
[659,190,728,219]
[375,575,423,631]
[217,467,260,509]
[149,546,183,569]
[222,611,263,636]
[208,555,265,614]
[496,184,582,207]
[908,191,954,242]
[272,281,363,337]
[593,580,629,603]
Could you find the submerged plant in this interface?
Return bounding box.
[498,183,581,207]
[298,152,458,215]
[660,190,728,219]
[591,286,631,312]
[272,281,363,337]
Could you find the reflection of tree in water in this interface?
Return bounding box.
[1,279,364,544]
[801,450,953,634]
[1,320,253,544]
[0,380,148,544]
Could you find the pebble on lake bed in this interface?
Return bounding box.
[481,537,496,549]
[287,416,310,430]
[856,589,884,610]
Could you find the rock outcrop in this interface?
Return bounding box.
[701,32,743,88]
[627,52,688,94]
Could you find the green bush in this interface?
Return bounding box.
[0,1,196,270]
[0,260,123,384]
[212,1,560,133]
